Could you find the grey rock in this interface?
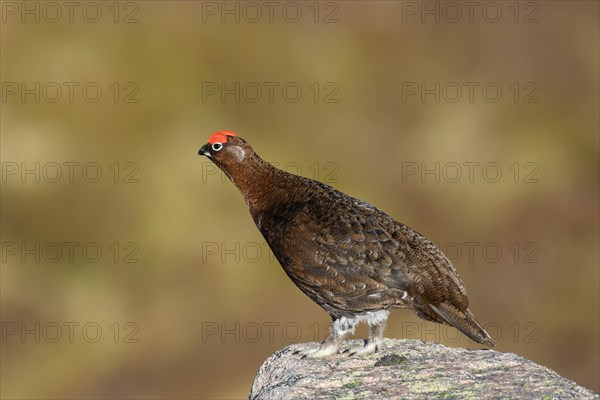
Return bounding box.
[250,339,598,400]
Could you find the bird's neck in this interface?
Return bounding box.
[222,155,293,214]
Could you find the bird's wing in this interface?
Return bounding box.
[307,200,470,318]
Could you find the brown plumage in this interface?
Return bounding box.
[199,131,495,357]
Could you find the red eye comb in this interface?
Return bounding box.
[208,130,237,144]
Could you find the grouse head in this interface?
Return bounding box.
[198,131,274,201]
[198,130,251,165]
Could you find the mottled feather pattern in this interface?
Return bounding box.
[254,176,464,319]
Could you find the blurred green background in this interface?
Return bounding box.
[1,1,598,398]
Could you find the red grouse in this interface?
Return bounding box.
[199,131,495,357]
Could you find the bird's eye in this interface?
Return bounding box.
[211,142,223,152]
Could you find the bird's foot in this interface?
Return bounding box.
[293,342,339,359]
[344,340,380,356]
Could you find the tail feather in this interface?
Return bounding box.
[429,302,496,347]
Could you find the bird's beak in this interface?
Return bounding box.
[198,144,211,157]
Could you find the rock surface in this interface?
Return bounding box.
[250,339,598,400]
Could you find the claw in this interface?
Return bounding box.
[345,341,380,356]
